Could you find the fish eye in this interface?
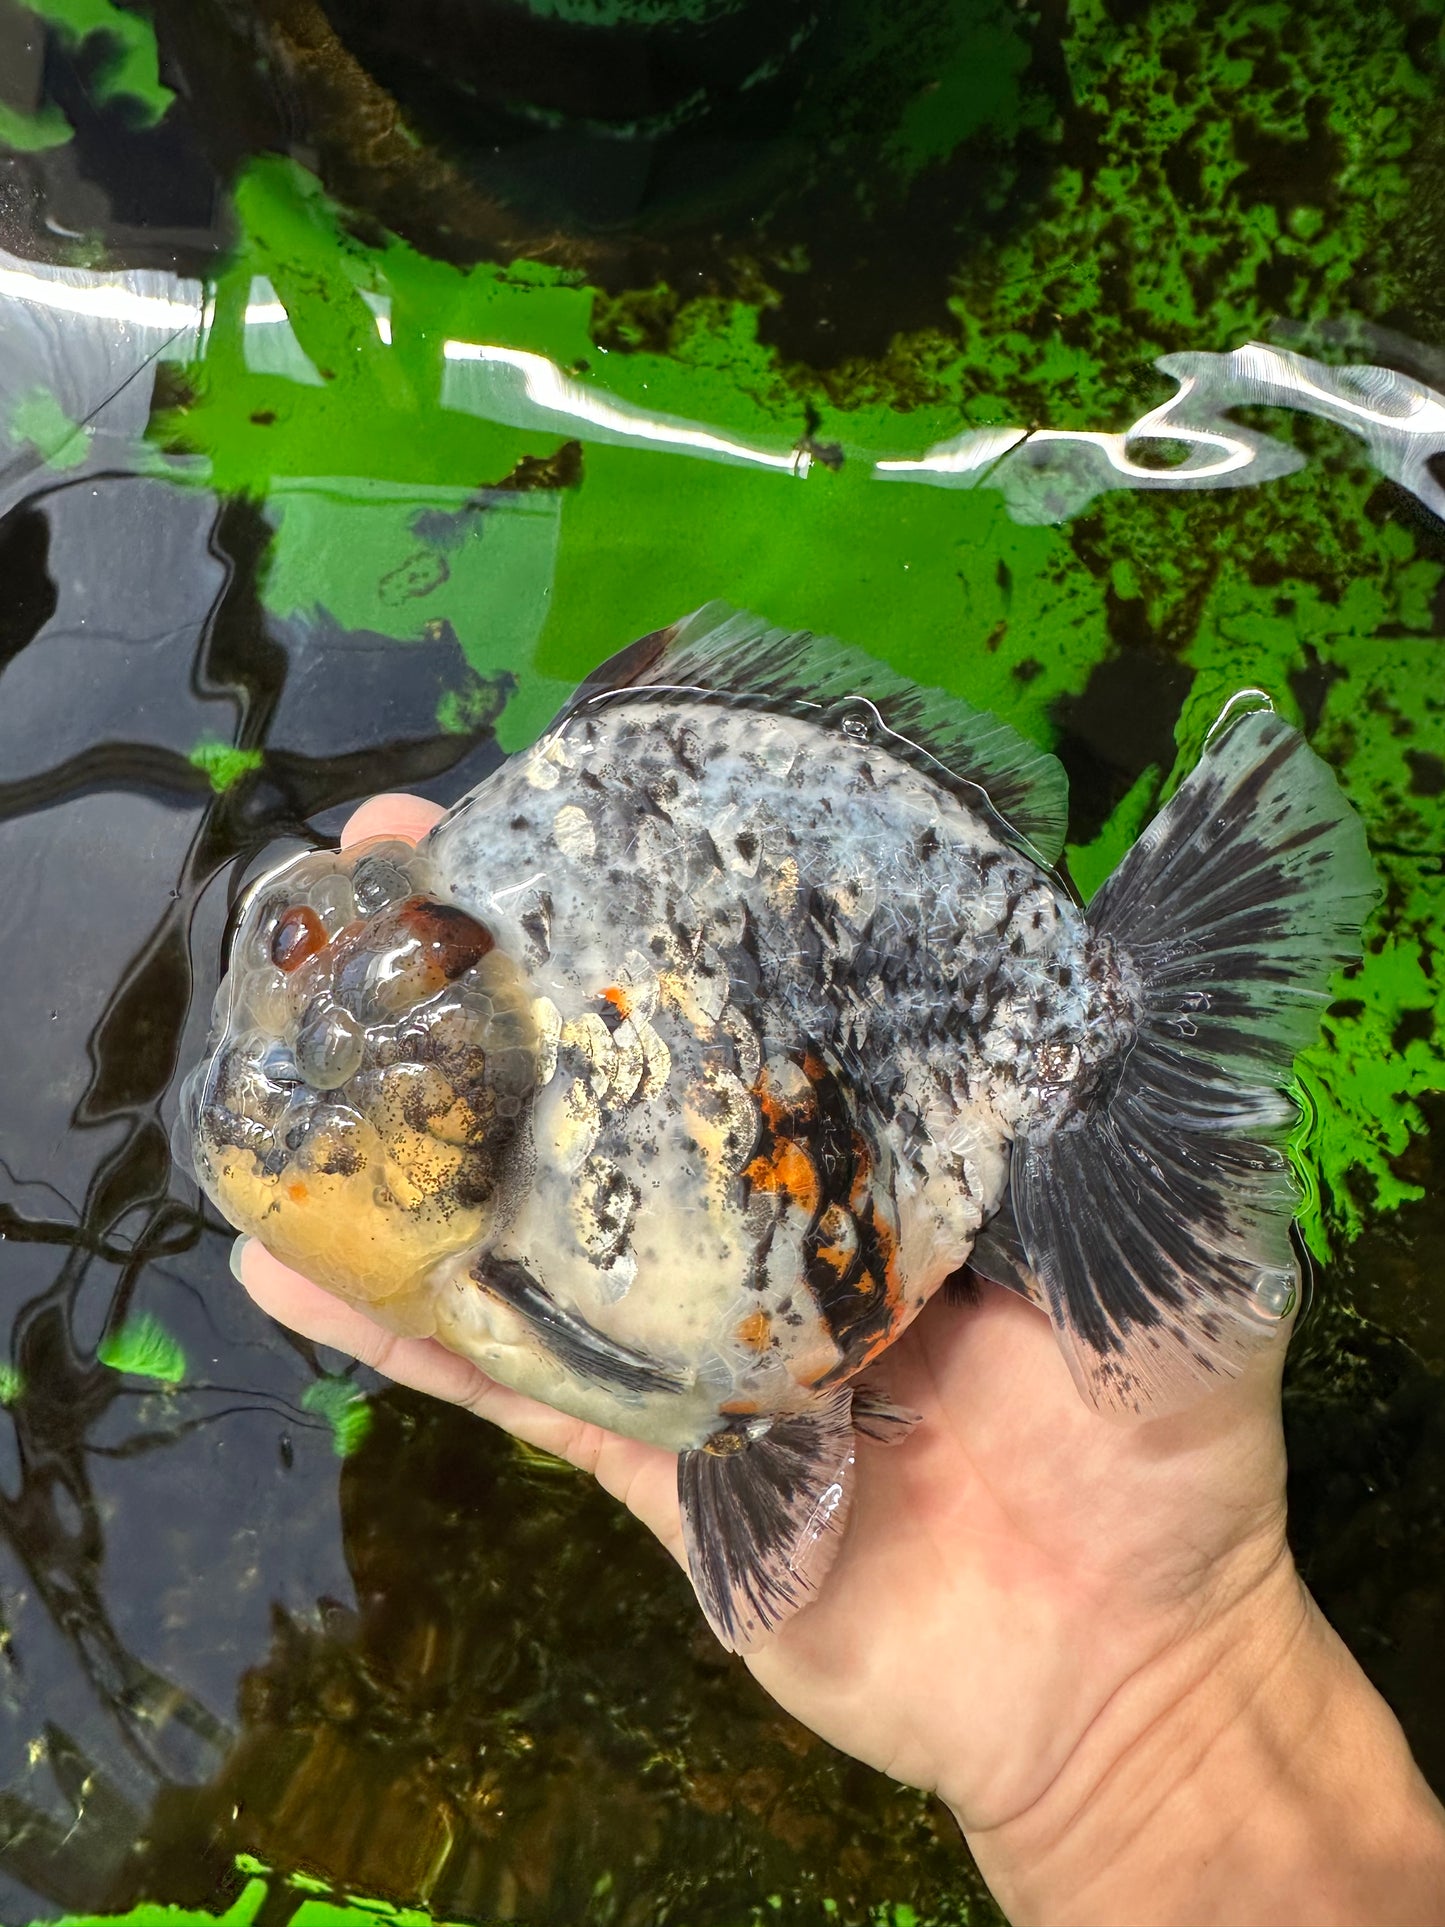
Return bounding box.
[271,905,329,972]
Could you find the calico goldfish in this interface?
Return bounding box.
[177,608,1376,1648]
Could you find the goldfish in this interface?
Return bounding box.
[177,607,1376,1649]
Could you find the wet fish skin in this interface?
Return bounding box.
[409,695,1126,1452]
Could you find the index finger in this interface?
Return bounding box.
[341,792,446,849]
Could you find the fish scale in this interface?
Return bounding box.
[180,605,1378,1651]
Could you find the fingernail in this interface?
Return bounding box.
[229,1236,250,1284]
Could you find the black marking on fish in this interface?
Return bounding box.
[519,894,553,963]
[738,1048,902,1374]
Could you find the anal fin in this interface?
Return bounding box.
[678,1391,855,1652]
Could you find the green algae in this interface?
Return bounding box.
[153,160,591,751]
[1303,642,1445,1238]
[153,158,1114,758]
[0,99,71,153]
[187,740,264,794]
[37,1894,265,1927]
[36,1870,453,1927]
[15,0,173,125]
[882,9,1030,181]
[175,159,594,496]
[39,1888,266,1927]
[96,1314,187,1385]
[8,389,90,469]
[936,0,1445,426]
[34,1865,980,1927]
[0,1362,23,1405]
[510,0,737,22]
[819,0,1039,191]
[300,1376,374,1459]
[260,487,569,754]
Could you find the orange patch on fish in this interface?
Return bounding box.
[744,1138,822,1216]
[394,896,495,982]
[736,1311,772,1351]
[754,1061,817,1132]
[271,905,328,973]
[847,1133,872,1202]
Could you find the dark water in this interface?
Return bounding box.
[0,2,1443,1923]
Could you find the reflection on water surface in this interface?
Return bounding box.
[0,0,1443,1920]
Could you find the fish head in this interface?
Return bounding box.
[177,837,538,1310]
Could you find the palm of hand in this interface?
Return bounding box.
[746,1280,1289,1831]
[235,795,1291,1843]
[241,1245,1289,1838]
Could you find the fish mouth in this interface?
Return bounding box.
[177,836,537,1307]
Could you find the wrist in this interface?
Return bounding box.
[961,1557,1445,1926]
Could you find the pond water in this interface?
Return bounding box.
[0,1,1442,1922]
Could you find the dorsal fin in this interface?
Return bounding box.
[563,603,1069,865]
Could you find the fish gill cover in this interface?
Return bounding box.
[0,0,1443,1920]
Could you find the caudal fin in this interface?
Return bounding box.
[1011,704,1378,1417]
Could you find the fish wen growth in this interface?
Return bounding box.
[177,608,1378,1650]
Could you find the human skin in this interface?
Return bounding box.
[232,792,1445,1927]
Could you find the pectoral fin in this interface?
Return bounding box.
[472,1253,690,1400]
[678,1391,856,1652]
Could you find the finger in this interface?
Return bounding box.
[238,1237,492,1406]
[235,1240,685,1554]
[341,793,446,849]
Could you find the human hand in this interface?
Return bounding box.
[235,793,1445,1927]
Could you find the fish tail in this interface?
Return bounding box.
[1007,704,1378,1416]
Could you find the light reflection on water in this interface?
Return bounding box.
[8,248,1445,520]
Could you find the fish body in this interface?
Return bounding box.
[181,607,1377,1648]
[423,697,1122,1452]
